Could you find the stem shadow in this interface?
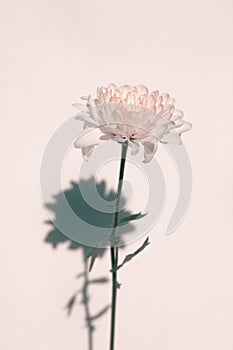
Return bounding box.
[43,177,135,350]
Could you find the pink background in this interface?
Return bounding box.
[1,0,233,349]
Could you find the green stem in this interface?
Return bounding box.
[110,142,128,350]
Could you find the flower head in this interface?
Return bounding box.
[74,84,191,162]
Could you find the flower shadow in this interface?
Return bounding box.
[44,177,135,350]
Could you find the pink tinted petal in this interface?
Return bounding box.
[161,105,175,119]
[174,118,184,127]
[75,112,98,125]
[136,85,148,96]
[83,121,98,128]
[152,119,170,139]
[142,140,158,163]
[160,131,182,145]
[98,88,107,104]
[112,109,123,122]
[133,131,150,140]
[74,128,104,148]
[107,83,117,95]
[175,121,192,134]
[142,95,148,108]
[82,146,94,161]
[171,109,184,121]
[167,97,175,105]
[155,104,163,115]
[99,125,117,134]
[100,134,113,140]
[114,89,121,98]
[161,93,170,104]
[155,95,162,107]
[119,85,130,99]
[151,90,159,97]
[72,103,86,110]
[87,95,94,106]
[89,105,101,122]
[147,95,156,109]
[128,140,140,155]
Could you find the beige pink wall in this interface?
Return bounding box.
[1,0,233,349]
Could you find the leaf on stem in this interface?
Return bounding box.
[118,212,147,225]
[117,281,122,289]
[89,277,109,284]
[111,237,150,272]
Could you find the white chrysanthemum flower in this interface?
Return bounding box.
[73,84,192,163]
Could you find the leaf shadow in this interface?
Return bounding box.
[43,177,135,350]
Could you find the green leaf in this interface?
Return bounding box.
[111,237,150,272]
[89,277,109,284]
[116,281,122,289]
[118,212,147,225]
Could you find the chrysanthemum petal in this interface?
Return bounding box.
[74,128,104,148]
[100,134,113,140]
[82,146,94,161]
[161,93,170,104]
[161,105,175,119]
[119,85,130,99]
[72,103,86,110]
[136,85,148,96]
[175,121,192,134]
[74,83,191,162]
[108,83,117,95]
[128,140,140,155]
[171,109,184,121]
[152,119,170,139]
[160,132,182,145]
[142,139,158,163]
[75,112,98,126]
